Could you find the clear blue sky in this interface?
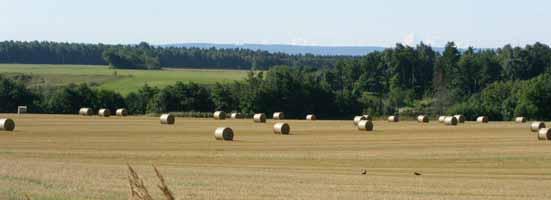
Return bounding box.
[1,0,550,48]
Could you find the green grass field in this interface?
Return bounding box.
[1,114,550,200]
[0,64,249,95]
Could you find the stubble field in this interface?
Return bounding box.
[0,114,550,200]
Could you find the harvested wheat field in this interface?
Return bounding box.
[1,114,551,200]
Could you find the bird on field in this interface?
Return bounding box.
[414,172,422,176]
[361,169,367,175]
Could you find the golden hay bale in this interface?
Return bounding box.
[273,112,285,120]
[273,122,290,134]
[438,116,447,123]
[387,116,399,122]
[0,118,15,131]
[306,114,317,120]
[353,116,367,126]
[531,122,546,132]
[116,108,128,116]
[476,116,489,123]
[79,108,93,116]
[160,114,175,125]
[538,128,551,140]
[515,117,527,123]
[213,111,226,120]
[454,115,465,123]
[362,115,373,121]
[357,120,374,131]
[98,108,111,117]
[253,113,266,123]
[417,115,429,123]
[214,127,234,141]
[444,116,458,126]
[230,112,242,119]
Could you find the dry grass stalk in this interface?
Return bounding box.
[154,166,175,200]
[128,164,154,200]
[126,164,176,200]
[24,165,175,200]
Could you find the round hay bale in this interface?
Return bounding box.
[116,108,128,116]
[306,114,317,120]
[357,120,374,131]
[387,116,399,122]
[476,116,489,123]
[98,108,111,117]
[515,117,527,123]
[214,127,234,141]
[454,115,465,123]
[417,115,429,123]
[444,116,458,126]
[531,122,546,132]
[273,112,285,120]
[253,113,266,123]
[230,112,242,119]
[160,114,175,125]
[213,111,226,120]
[353,116,367,126]
[79,108,93,116]
[362,115,373,121]
[0,118,15,131]
[538,128,551,140]
[438,116,447,123]
[273,122,290,134]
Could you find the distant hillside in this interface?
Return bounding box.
[163,43,388,56]
[0,41,347,70]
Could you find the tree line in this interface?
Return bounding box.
[1,42,551,120]
[0,41,347,69]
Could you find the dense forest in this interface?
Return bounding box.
[0,41,347,69]
[1,41,551,120]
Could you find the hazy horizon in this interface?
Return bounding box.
[2,0,551,48]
